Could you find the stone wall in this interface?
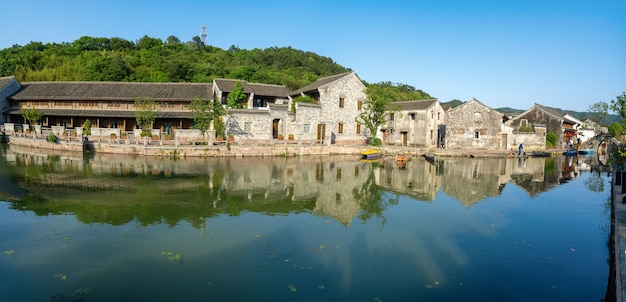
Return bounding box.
[445,99,508,150]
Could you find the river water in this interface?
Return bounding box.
[0,145,611,301]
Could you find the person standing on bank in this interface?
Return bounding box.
[518,143,523,156]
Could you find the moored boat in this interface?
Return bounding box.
[423,153,438,162]
[563,149,577,156]
[360,149,382,160]
[395,152,412,162]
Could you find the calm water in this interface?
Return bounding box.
[0,145,611,301]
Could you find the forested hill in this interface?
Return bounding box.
[0,35,350,91]
[0,35,431,102]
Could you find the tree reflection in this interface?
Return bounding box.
[353,162,399,226]
[583,171,605,192]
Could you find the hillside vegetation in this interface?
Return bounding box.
[0,35,431,102]
[4,35,605,121]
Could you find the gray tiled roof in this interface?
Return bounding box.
[9,81,211,101]
[4,107,193,118]
[213,79,289,97]
[389,99,438,111]
[289,72,353,96]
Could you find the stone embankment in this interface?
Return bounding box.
[4,135,565,158]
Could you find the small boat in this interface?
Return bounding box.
[578,149,594,155]
[563,149,577,156]
[360,149,382,160]
[423,153,438,163]
[395,152,412,162]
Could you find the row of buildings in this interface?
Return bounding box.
[0,72,599,150]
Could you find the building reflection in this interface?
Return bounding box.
[0,144,603,227]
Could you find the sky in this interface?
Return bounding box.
[1,0,625,112]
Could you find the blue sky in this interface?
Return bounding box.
[1,0,624,112]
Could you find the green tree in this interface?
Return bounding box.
[22,107,44,131]
[189,97,224,138]
[291,95,315,112]
[226,82,247,109]
[134,97,156,136]
[608,122,623,137]
[610,92,626,126]
[587,101,608,125]
[355,85,396,144]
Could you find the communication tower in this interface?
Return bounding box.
[201,25,207,45]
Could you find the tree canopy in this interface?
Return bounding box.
[0,35,349,90]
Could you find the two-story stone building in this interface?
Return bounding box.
[445,98,513,150]
[381,99,446,148]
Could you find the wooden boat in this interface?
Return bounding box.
[360,149,382,160]
[563,149,578,156]
[423,153,438,163]
[395,152,412,162]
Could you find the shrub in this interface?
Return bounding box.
[82,119,92,135]
[46,133,58,143]
[546,133,557,148]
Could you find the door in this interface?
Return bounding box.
[437,124,446,148]
[272,119,279,139]
[501,134,507,150]
[402,132,408,146]
[317,124,326,144]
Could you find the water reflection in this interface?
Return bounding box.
[0,144,605,227]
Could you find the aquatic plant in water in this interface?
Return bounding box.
[4,250,14,256]
[54,273,67,281]
[161,251,183,262]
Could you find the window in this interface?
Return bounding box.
[303,123,311,134]
[357,100,362,110]
[338,123,344,134]
[356,124,361,134]
[409,113,416,120]
[244,122,252,133]
[475,131,480,139]
[521,119,528,127]
[336,168,342,179]
[438,112,441,120]
[339,97,345,108]
[389,113,394,121]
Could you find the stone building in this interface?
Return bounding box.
[381,99,445,147]
[444,98,513,150]
[289,72,367,145]
[508,103,581,148]
[1,72,367,145]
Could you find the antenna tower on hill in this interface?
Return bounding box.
[201,25,207,45]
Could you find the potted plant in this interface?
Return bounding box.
[110,133,116,139]
[278,134,284,140]
[164,133,171,141]
[70,130,77,137]
[216,135,224,141]
[288,134,294,141]
[227,135,234,142]
[152,134,159,141]
[121,132,127,139]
